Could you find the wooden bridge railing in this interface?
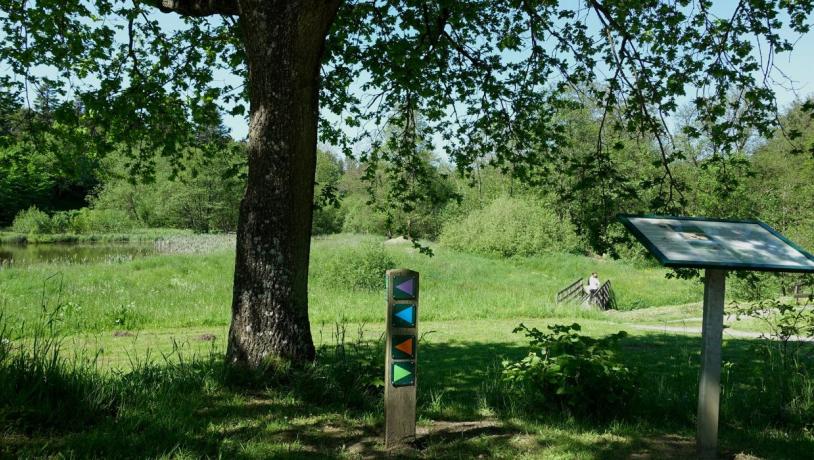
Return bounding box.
[793,283,813,305]
[589,280,616,310]
[556,278,617,310]
[556,278,584,304]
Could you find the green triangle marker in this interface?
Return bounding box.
[393,363,410,380]
[392,361,414,386]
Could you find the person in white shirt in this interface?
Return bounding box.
[586,272,600,296]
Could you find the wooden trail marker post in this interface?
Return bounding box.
[385,268,419,448]
[618,215,814,459]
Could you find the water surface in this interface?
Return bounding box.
[0,242,157,268]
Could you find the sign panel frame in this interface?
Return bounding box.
[391,361,416,387]
[392,335,416,360]
[392,303,417,328]
[618,214,814,273]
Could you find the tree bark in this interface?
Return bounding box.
[226,0,340,367]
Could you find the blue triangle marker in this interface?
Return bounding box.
[394,305,414,326]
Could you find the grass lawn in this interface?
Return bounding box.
[1,234,812,458]
[3,319,812,459]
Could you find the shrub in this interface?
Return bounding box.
[313,206,346,235]
[440,195,580,257]
[90,178,180,228]
[728,271,786,301]
[49,210,80,233]
[341,196,389,235]
[321,241,395,291]
[787,222,814,256]
[70,208,137,234]
[501,323,634,418]
[11,206,52,234]
[9,207,136,235]
[731,299,814,427]
[91,147,246,232]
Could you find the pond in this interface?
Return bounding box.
[0,242,158,268]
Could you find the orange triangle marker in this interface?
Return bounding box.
[395,337,413,357]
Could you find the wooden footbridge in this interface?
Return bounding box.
[556,277,616,310]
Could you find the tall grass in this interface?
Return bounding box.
[2,303,813,457]
[0,302,384,457]
[0,228,193,244]
[0,307,117,432]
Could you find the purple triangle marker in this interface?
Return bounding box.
[396,278,414,296]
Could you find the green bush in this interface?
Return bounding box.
[787,222,814,257]
[49,210,80,233]
[341,196,388,235]
[728,271,787,301]
[9,207,136,235]
[90,147,246,233]
[11,206,52,234]
[71,208,137,234]
[501,323,634,418]
[313,206,346,235]
[321,242,395,291]
[440,195,580,257]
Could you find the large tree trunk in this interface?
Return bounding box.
[227,1,340,367]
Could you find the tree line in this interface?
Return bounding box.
[4,92,813,264]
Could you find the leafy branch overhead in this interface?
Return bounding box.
[1,0,811,215]
[324,0,814,216]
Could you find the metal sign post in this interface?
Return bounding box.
[697,269,726,459]
[385,269,419,448]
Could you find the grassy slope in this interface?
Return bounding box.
[0,234,702,334]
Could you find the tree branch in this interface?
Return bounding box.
[150,0,239,17]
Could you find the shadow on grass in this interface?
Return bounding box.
[2,330,813,459]
[418,332,814,459]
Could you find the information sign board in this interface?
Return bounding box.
[618,215,814,272]
[619,214,814,459]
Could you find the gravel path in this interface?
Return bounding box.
[624,323,814,342]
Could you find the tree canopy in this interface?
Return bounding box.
[1,1,811,203]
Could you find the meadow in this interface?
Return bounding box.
[1,234,812,459]
[0,234,701,334]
